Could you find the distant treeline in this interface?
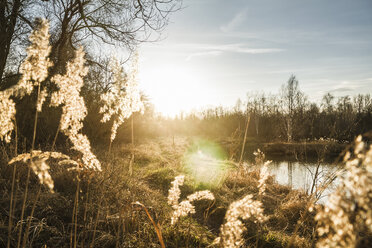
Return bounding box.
[3,73,371,150]
[135,76,372,143]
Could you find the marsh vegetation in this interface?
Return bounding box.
[0,2,372,247]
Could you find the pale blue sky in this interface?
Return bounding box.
[139,0,372,116]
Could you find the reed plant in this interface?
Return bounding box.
[1,16,371,248]
[99,54,144,152]
[314,135,372,247]
[0,19,100,248]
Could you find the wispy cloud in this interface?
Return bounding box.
[184,43,284,61]
[212,44,283,54]
[331,81,360,93]
[185,50,222,61]
[331,87,355,93]
[269,68,311,74]
[306,79,367,101]
[221,9,248,32]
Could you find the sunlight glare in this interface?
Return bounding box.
[139,64,210,117]
[184,139,229,187]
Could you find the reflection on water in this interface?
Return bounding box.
[262,160,342,203]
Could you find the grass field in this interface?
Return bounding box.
[1,137,317,247]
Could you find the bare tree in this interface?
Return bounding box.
[280,75,303,142]
[321,92,334,113]
[0,0,182,84]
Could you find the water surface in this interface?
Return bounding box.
[259,159,343,202]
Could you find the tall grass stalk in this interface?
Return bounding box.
[7,163,17,248]
[6,117,18,248]
[14,117,18,156]
[51,123,60,151]
[133,202,166,248]
[115,211,122,247]
[80,180,90,248]
[74,174,80,248]
[17,83,41,248]
[239,112,251,164]
[21,185,42,248]
[12,172,20,226]
[109,141,112,154]
[234,113,251,190]
[90,195,103,248]
[129,115,134,176]
[70,170,81,248]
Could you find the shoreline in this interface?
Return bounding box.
[220,139,348,162]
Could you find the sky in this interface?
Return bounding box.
[138,0,372,117]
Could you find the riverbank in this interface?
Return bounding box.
[220,138,348,161]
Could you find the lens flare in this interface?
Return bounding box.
[183,139,229,187]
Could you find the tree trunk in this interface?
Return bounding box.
[287,116,292,142]
[0,0,21,84]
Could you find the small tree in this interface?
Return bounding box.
[280,75,303,142]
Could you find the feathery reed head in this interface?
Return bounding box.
[219,194,266,248]
[315,135,372,247]
[69,134,101,171]
[168,175,214,225]
[100,53,144,142]
[167,175,185,207]
[9,151,77,192]
[51,47,101,171]
[51,47,88,135]
[0,92,16,143]
[258,161,271,195]
[0,19,52,142]
[16,18,52,97]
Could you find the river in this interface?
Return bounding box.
[258,159,343,203]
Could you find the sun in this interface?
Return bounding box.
[139,63,209,117]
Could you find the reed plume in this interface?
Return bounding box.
[51,47,101,171]
[0,19,52,143]
[168,175,214,225]
[258,161,271,195]
[315,135,372,247]
[9,151,77,192]
[100,53,144,142]
[0,92,16,142]
[217,194,266,248]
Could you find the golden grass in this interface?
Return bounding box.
[1,19,371,248]
[0,136,318,247]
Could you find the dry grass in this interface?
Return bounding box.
[0,136,319,247]
[1,17,371,248]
